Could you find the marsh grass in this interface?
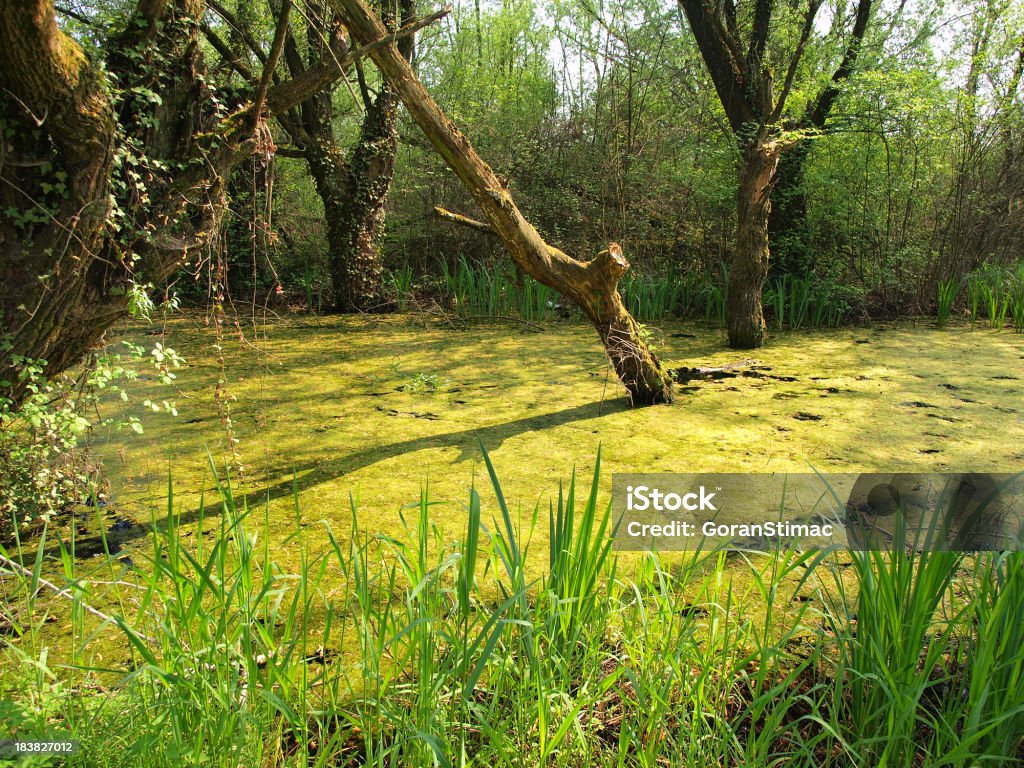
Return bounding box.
[967,273,984,326]
[966,263,1024,331]
[1,452,1022,766]
[983,284,1010,330]
[816,479,1024,767]
[434,257,864,332]
[769,275,789,331]
[764,276,847,330]
[936,278,959,327]
[440,257,560,321]
[1011,265,1024,333]
[389,265,415,312]
[618,274,682,322]
[788,276,812,330]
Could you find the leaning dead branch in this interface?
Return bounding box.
[329,0,674,404]
[434,206,497,235]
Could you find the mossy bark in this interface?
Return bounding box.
[0,0,372,406]
[282,0,412,313]
[294,0,409,313]
[324,91,398,312]
[329,0,674,405]
[728,138,783,350]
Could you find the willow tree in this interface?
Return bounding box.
[0,0,435,405]
[679,0,873,348]
[329,0,675,405]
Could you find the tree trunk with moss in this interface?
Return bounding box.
[0,0,440,406]
[278,0,413,313]
[0,0,243,402]
[326,82,399,312]
[329,0,673,404]
[729,138,783,348]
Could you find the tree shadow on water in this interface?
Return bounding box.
[67,397,633,557]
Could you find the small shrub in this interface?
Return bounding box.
[0,341,182,533]
[1,356,96,532]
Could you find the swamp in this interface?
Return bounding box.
[2,0,1024,764]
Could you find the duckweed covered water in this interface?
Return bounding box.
[88,314,1024,573]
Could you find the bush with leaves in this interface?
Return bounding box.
[0,338,182,534]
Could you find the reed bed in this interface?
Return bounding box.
[1,450,1021,766]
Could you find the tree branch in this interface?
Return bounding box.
[273,145,308,158]
[55,4,99,27]
[808,0,873,127]
[678,0,757,131]
[747,0,773,70]
[264,4,451,114]
[250,0,292,126]
[208,0,268,64]
[200,21,256,82]
[0,551,157,646]
[434,206,496,234]
[771,0,822,121]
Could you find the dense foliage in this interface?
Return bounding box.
[256,0,1022,317]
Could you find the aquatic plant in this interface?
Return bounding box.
[936,277,959,327]
[619,273,678,322]
[787,276,812,330]
[388,265,415,311]
[2,452,1022,766]
[967,273,984,327]
[676,271,710,318]
[1011,264,1024,333]
[984,284,1010,330]
[767,275,788,330]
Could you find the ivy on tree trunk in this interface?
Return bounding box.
[0,0,440,406]
[270,0,415,313]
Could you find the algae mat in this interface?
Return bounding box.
[92,315,1024,563]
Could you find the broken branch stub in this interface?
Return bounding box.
[330,0,673,405]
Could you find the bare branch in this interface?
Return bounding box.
[250,0,292,126]
[55,4,98,26]
[434,205,496,234]
[265,4,451,114]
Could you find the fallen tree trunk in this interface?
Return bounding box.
[329,0,673,405]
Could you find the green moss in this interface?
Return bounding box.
[90,315,1024,576]
[8,317,1019,674]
